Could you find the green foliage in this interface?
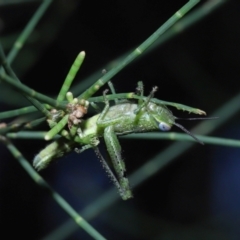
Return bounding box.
[1,0,237,239]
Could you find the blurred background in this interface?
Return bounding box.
[1,0,240,239]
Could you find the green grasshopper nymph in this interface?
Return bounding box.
[33,85,214,200]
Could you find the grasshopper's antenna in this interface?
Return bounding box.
[175,117,218,121]
[173,122,204,145]
[173,116,218,144]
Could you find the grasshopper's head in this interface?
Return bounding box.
[148,102,217,145]
[148,102,175,131]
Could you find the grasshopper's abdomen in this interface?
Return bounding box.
[33,138,76,171]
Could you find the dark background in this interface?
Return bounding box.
[1,0,240,239]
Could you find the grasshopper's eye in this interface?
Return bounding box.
[159,122,171,131]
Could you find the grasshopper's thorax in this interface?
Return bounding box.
[108,102,174,134]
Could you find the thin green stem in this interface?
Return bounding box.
[1,138,106,240]
[45,114,69,140]
[0,106,36,119]
[7,131,47,139]
[24,117,46,129]
[57,51,85,101]
[0,122,25,135]
[72,0,225,98]
[7,130,240,148]
[122,133,240,148]
[0,118,46,135]
[0,43,51,117]
[6,0,54,64]
[0,72,66,110]
[79,0,200,100]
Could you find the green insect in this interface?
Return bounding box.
[0,45,213,200]
[33,82,211,200]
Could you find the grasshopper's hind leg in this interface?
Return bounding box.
[95,90,132,199]
[103,125,133,200]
